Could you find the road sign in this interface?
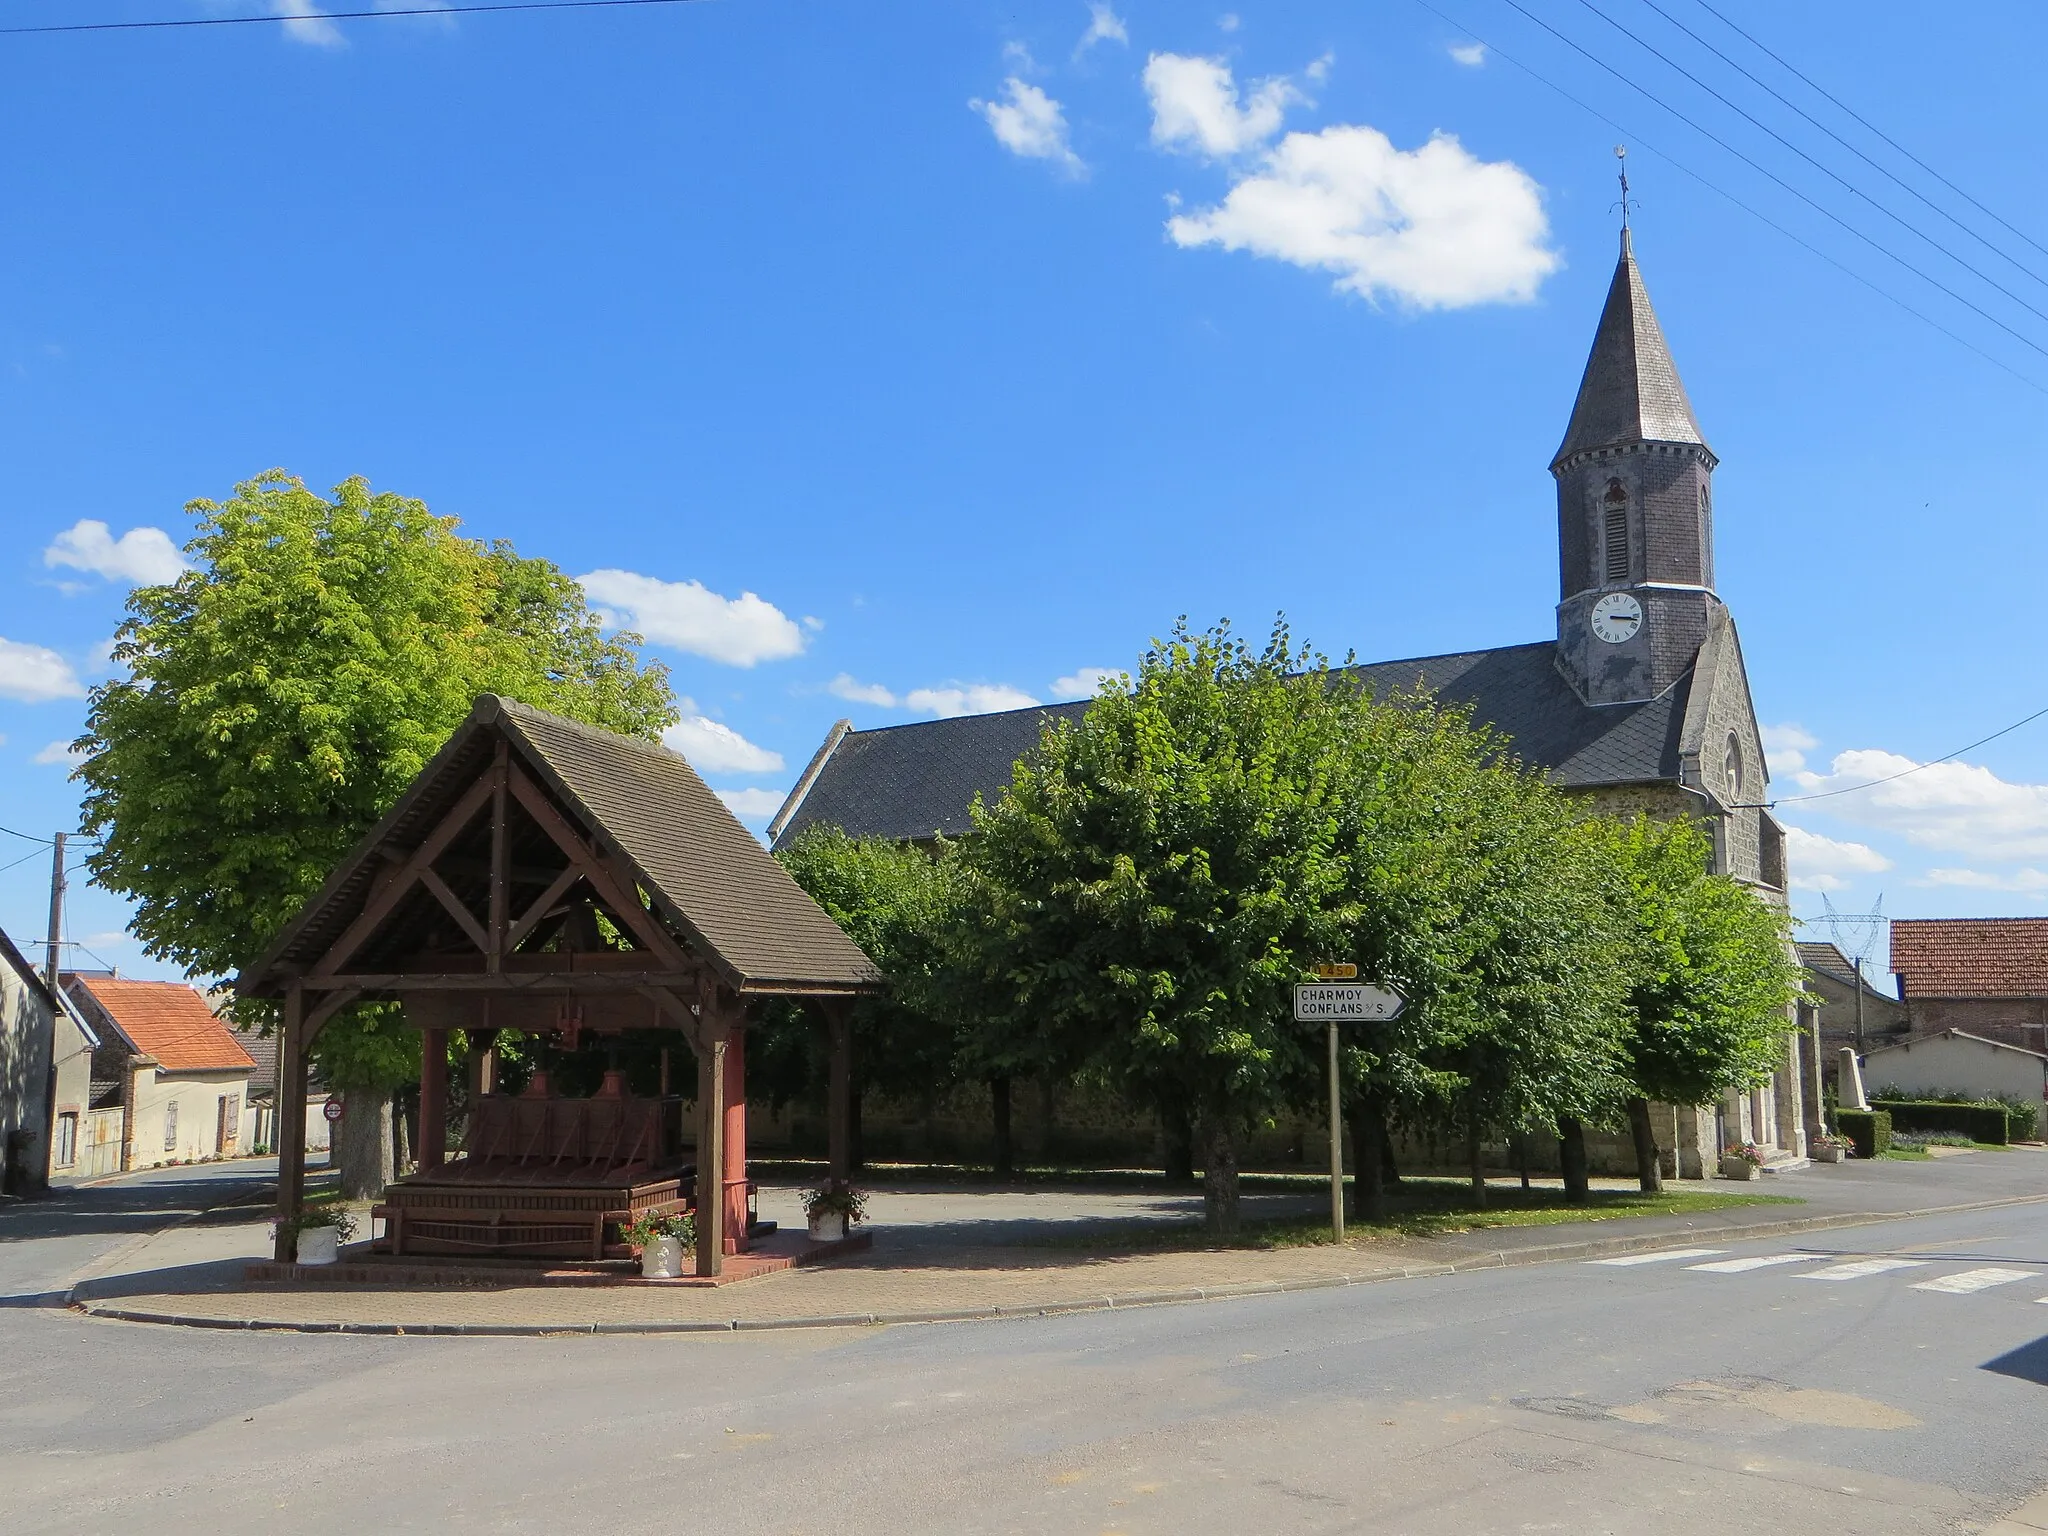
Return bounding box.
[323,1097,345,1124]
[1294,983,1405,1022]
[1312,962,1357,979]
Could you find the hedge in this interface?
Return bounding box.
[1870,1099,2009,1146]
[1834,1108,1891,1160]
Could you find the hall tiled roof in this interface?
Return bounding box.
[1890,918,2048,998]
[70,978,256,1074]
[771,642,1691,849]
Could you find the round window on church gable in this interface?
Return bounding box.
[1725,733,1745,801]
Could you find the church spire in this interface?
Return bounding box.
[1551,230,1707,470]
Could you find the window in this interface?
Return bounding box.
[1725,733,1745,802]
[163,1098,179,1152]
[1603,479,1629,582]
[54,1112,78,1169]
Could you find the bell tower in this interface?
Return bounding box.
[1552,228,1722,706]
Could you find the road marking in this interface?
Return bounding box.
[1588,1248,1724,1266]
[1793,1259,1932,1281]
[1910,1267,2036,1294]
[1686,1254,1820,1274]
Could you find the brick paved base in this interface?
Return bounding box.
[243,1229,871,1288]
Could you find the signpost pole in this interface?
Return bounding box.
[1327,1018,1344,1241]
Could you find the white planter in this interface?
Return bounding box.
[1811,1143,1843,1164]
[297,1224,340,1266]
[808,1212,848,1243]
[1718,1158,1760,1181]
[641,1234,684,1279]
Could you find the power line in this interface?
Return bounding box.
[1771,702,2048,806]
[1691,0,2048,273]
[1568,0,2048,338]
[0,0,710,38]
[1638,0,2048,297]
[1499,0,2048,367]
[0,824,53,845]
[1406,0,2048,396]
[0,848,47,876]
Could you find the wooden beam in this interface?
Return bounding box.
[641,984,704,1051]
[273,987,307,1263]
[419,1027,449,1173]
[302,987,362,1047]
[310,970,704,993]
[506,769,695,971]
[488,742,509,973]
[311,773,497,979]
[823,997,852,1184]
[419,868,491,955]
[504,864,584,954]
[695,1029,726,1278]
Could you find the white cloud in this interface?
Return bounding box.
[1164,108,1560,309]
[1449,42,1487,67]
[717,787,789,820]
[1922,867,2048,896]
[1761,722,1819,776]
[1218,12,1240,31]
[1145,52,1302,158]
[905,684,1042,718]
[1075,2,1127,56]
[274,0,345,47]
[44,520,188,587]
[1781,825,1892,892]
[578,569,805,667]
[828,674,900,708]
[661,703,784,775]
[1793,749,2048,860]
[33,740,86,767]
[971,79,1084,174]
[0,638,86,703]
[1051,666,1121,700]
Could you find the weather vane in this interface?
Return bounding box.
[1613,145,1636,234]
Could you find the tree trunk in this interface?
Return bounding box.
[1465,1106,1487,1208]
[1557,1115,1590,1205]
[1626,1096,1664,1194]
[334,1089,395,1200]
[1513,1132,1532,1191]
[1351,1092,1388,1223]
[1200,1115,1240,1237]
[990,1075,1013,1177]
[1161,1096,1195,1184]
[393,1087,413,1177]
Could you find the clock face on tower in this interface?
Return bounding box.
[1590,592,1644,644]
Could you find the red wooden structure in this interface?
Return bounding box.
[235,695,878,1276]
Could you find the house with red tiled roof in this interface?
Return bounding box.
[63,975,256,1171]
[1889,918,2048,1054]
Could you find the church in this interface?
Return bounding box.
[768,229,1808,1177]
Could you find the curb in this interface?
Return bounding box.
[69,1188,2048,1338]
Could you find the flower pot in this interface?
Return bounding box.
[808,1212,848,1243]
[1811,1143,1842,1164]
[1718,1157,1760,1181]
[297,1224,340,1266]
[641,1233,684,1279]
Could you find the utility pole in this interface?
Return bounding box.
[44,831,66,991]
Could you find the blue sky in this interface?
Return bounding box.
[4,0,2046,986]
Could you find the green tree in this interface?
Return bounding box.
[770,827,967,1166]
[76,471,675,1193]
[1603,815,1804,1192]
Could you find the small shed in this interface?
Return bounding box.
[235,695,881,1276]
[1860,1029,2048,1138]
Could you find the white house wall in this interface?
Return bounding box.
[1862,1034,2048,1138]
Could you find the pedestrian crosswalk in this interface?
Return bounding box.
[1587,1245,2048,1300]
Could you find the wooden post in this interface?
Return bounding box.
[273,987,308,1263]
[419,1027,448,1173]
[722,1026,748,1254]
[826,1000,851,1184]
[487,742,509,973]
[695,1032,726,1277]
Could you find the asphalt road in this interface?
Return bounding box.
[4,1168,2046,1534]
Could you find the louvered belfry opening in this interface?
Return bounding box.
[1603,479,1630,583]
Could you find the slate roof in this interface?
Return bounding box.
[772,642,1691,849]
[241,696,879,997]
[1890,918,2048,998]
[69,978,256,1074]
[1553,231,1707,467]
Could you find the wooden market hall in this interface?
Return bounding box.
[235,694,880,1278]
